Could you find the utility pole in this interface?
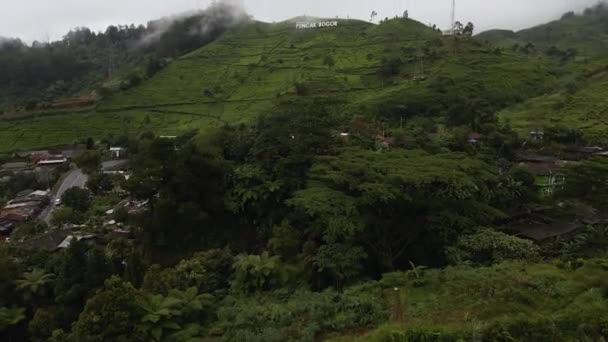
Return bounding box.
[420,54,424,75]
[108,46,114,79]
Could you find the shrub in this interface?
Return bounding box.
[447,229,540,265]
[378,57,403,79]
[231,252,282,293]
[214,282,386,341]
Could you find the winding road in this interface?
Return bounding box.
[38,160,128,224]
[39,168,88,224]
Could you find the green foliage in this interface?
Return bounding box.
[0,306,25,331]
[10,220,48,240]
[15,268,54,303]
[75,150,102,174]
[447,229,541,265]
[313,243,367,288]
[323,55,336,68]
[129,139,229,258]
[113,206,129,224]
[138,287,212,342]
[0,3,244,110]
[0,251,18,306]
[51,207,84,226]
[561,224,608,258]
[61,187,91,212]
[28,307,63,342]
[0,16,560,152]
[86,173,113,194]
[378,57,403,79]
[289,148,504,272]
[231,252,282,293]
[72,276,143,342]
[560,157,608,210]
[2,8,608,341]
[215,283,387,341]
[52,241,104,308]
[143,248,234,295]
[339,260,608,341]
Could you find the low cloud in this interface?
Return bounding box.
[139,0,249,46]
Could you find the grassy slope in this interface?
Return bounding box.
[477,10,608,143]
[99,18,438,119]
[477,10,608,57]
[0,18,557,152]
[330,260,608,341]
[499,65,608,144]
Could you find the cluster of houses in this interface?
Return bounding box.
[0,146,85,177]
[0,190,50,237]
[15,196,147,252]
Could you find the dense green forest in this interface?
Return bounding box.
[2,3,608,342]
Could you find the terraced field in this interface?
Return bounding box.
[0,17,562,152]
[499,67,608,144]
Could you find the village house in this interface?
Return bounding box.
[468,132,483,145]
[516,155,574,196]
[529,130,545,141]
[0,190,50,231]
[0,221,15,237]
[570,146,603,156]
[109,147,128,159]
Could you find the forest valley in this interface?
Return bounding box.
[1,3,608,342]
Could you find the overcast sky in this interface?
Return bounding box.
[0,0,601,42]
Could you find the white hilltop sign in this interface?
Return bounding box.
[296,21,338,29]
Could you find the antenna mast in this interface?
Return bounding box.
[450,0,456,32]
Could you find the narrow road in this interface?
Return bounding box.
[39,168,88,224]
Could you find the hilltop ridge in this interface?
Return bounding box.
[3,4,608,151]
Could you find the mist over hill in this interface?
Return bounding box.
[2,3,608,342]
[0,1,249,110]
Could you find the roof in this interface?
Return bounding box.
[57,235,75,249]
[468,132,483,140]
[516,154,557,163]
[38,159,67,165]
[0,211,33,223]
[58,234,97,249]
[16,189,34,197]
[3,201,41,210]
[519,222,580,241]
[61,150,85,159]
[18,230,71,251]
[520,162,563,176]
[1,162,29,170]
[30,190,49,197]
[572,146,604,154]
[0,221,15,229]
[30,151,50,156]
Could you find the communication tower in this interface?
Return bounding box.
[450,0,456,33]
[443,0,456,36]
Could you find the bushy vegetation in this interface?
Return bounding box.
[1,3,608,342]
[0,1,248,111]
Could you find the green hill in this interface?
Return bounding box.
[499,62,608,144]
[0,17,561,152]
[477,3,608,57]
[476,4,608,143]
